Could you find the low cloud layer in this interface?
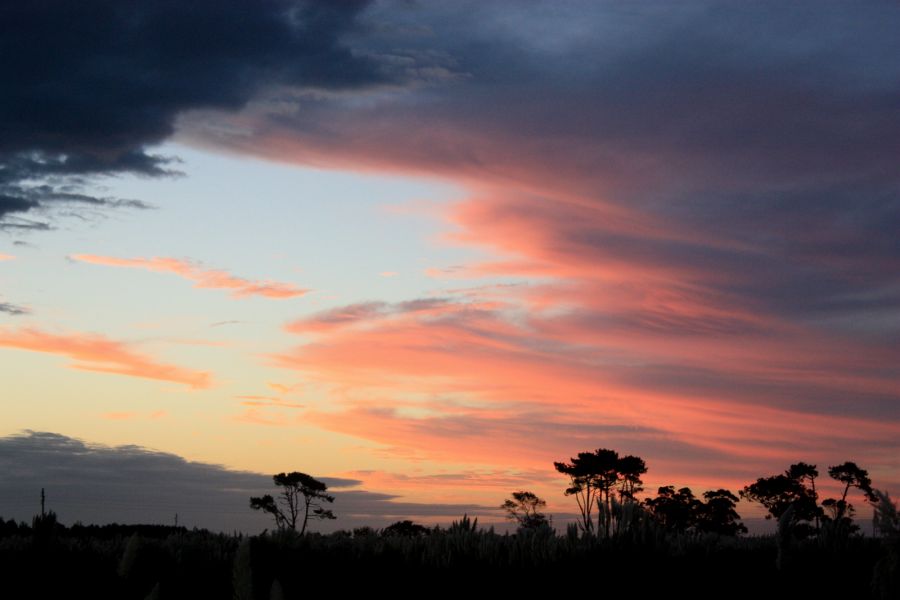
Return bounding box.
[0,431,500,532]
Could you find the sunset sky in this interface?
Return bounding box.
[1,1,898,532]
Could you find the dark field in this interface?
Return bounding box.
[1,517,896,600]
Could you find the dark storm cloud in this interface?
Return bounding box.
[0,0,385,229]
[225,0,900,333]
[0,431,496,532]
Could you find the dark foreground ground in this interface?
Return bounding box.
[0,519,897,599]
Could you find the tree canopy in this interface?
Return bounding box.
[554,448,646,537]
[740,461,879,538]
[250,471,336,535]
[500,491,551,531]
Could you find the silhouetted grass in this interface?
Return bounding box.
[0,516,892,599]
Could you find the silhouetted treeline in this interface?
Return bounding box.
[0,512,897,599]
[1,450,897,598]
[2,516,191,540]
[553,448,888,545]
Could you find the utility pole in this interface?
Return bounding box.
[41,488,46,517]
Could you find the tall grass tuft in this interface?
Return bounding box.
[871,490,899,599]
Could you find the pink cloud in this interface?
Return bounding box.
[266,382,302,395]
[235,395,304,409]
[0,327,211,389]
[284,298,487,334]
[70,254,309,299]
[272,291,900,493]
[183,41,900,495]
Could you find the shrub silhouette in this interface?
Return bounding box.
[381,520,430,537]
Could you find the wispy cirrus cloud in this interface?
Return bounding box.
[178,1,900,494]
[285,298,449,333]
[284,297,508,334]
[274,288,900,493]
[70,254,309,299]
[236,395,304,409]
[0,302,29,316]
[266,382,302,395]
[0,327,211,388]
